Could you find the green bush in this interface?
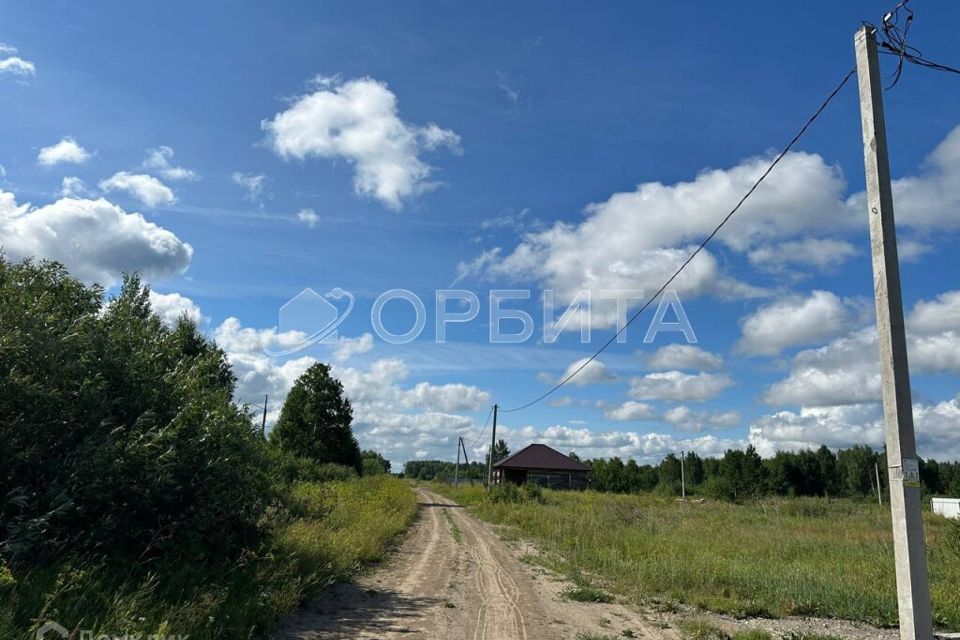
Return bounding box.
[487,481,548,504]
[522,481,546,504]
[0,257,415,639]
[313,463,360,482]
[265,445,358,486]
[488,483,523,503]
[0,259,269,565]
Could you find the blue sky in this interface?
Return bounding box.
[3,1,960,464]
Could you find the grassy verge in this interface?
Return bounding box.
[0,475,417,639]
[432,484,960,629]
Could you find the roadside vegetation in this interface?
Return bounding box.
[434,484,960,630]
[0,257,416,639]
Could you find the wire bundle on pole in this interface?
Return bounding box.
[869,0,960,88]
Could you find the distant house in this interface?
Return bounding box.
[492,443,589,490]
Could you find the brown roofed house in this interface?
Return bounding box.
[492,443,589,490]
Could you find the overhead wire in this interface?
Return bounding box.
[466,405,494,448]
[497,1,957,416]
[499,66,857,414]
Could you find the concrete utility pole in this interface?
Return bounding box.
[261,394,268,439]
[487,404,498,487]
[680,451,686,500]
[876,460,884,505]
[855,25,933,640]
[455,436,462,487]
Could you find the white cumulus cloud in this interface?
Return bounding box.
[457,124,960,325]
[0,44,34,76]
[490,423,744,464]
[143,146,197,181]
[296,208,320,228]
[231,172,266,201]
[763,291,960,408]
[737,290,857,357]
[0,190,192,286]
[748,238,858,273]
[554,357,615,386]
[60,176,95,198]
[208,315,491,461]
[332,333,374,361]
[629,370,732,403]
[644,344,723,370]
[149,291,204,327]
[603,401,657,421]
[262,76,461,210]
[38,137,92,166]
[99,172,175,208]
[662,405,740,433]
[750,396,960,459]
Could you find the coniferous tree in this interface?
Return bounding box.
[271,363,362,473]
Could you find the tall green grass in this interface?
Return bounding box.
[0,476,417,639]
[434,485,960,629]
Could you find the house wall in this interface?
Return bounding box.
[496,467,588,490]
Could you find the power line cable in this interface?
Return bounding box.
[467,405,494,448]
[500,67,856,414]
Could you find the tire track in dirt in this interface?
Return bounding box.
[398,496,443,593]
[277,488,674,640]
[464,516,527,640]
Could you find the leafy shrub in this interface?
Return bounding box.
[0,259,269,565]
[488,481,550,504]
[313,463,359,482]
[488,483,523,503]
[361,449,391,475]
[265,445,358,486]
[522,481,546,504]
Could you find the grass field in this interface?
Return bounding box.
[0,475,417,639]
[433,484,960,630]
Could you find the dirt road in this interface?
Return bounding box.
[277,489,897,640]
[277,488,677,640]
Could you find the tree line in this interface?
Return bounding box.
[585,445,960,500]
[403,439,510,481]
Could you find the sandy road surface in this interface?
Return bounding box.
[277,489,900,640]
[277,488,677,640]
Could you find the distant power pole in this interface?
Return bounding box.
[455,436,462,487]
[487,404,498,487]
[855,25,933,640]
[680,451,686,500]
[261,394,268,439]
